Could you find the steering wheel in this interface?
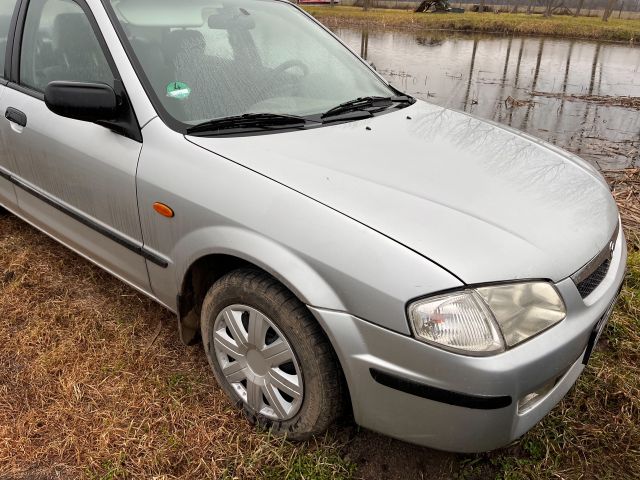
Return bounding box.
[248,60,310,109]
[269,59,310,79]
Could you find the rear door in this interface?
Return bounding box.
[0,0,20,209]
[0,0,153,292]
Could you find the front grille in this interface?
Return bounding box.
[572,223,619,300]
[576,258,611,299]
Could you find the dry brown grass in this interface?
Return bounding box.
[0,216,353,479]
[532,92,640,110]
[606,168,640,238]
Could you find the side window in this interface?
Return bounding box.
[0,0,19,78]
[20,0,113,92]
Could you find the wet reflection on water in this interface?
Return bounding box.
[335,28,640,169]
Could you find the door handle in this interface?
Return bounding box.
[5,108,27,127]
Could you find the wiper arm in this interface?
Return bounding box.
[186,113,314,135]
[321,95,415,120]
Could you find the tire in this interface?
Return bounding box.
[201,268,343,440]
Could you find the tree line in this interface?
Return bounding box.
[342,0,640,21]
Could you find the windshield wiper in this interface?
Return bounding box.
[321,95,415,121]
[186,113,315,135]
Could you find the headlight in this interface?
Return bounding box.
[476,283,566,347]
[408,282,566,356]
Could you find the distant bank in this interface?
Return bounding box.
[303,6,640,43]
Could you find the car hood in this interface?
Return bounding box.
[187,101,619,284]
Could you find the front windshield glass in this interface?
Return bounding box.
[107,0,395,125]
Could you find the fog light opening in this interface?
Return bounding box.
[517,378,558,415]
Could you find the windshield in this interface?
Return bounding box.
[107,0,395,127]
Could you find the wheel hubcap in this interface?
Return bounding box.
[212,304,304,420]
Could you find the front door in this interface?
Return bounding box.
[0,0,20,209]
[0,0,151,291]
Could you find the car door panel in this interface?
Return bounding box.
[0,84,19,208]
[4,89,143,239]
[0,0,20,209]
[2,88,151,290]
[1,0,152,292]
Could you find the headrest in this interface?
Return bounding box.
[163,29,206,63]
[52,13,96,59]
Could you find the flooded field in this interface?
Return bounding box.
[335,28,640,169]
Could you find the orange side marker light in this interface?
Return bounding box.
[153,202,175,218]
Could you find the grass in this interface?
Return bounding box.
[304,6,640,43]
[0,179,639,478]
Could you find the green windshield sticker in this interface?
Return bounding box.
[166,82,191,100]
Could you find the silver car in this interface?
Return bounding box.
[0,0,626,453]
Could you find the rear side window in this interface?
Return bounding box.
[20,0,114,92]
[0,0,19,78]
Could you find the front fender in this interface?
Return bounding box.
[174,224,346,311]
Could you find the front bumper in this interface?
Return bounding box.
[310,229,627,453]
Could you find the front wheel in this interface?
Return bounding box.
[201,269,344,440]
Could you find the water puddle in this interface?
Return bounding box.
[334,28,640,169]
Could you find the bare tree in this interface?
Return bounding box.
[479,0,486,12]
[526,0,535,14]
[602,0,617,19]
[542,0,565,16]
[574,0,585,15]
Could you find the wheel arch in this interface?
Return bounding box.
[173,227,347,345]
